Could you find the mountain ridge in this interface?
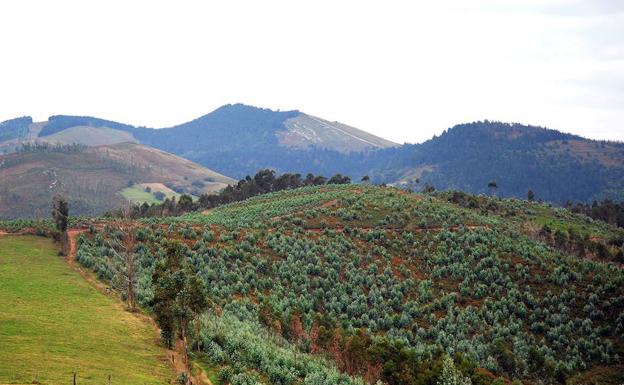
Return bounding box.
[1,105,623,205]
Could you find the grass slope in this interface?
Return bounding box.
[41,126,137,146]
[0,143,233,218]
[0,235,172,385]
[121,183,184,204]
[280,113,398,153]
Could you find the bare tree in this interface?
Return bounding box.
[105,205,138,311]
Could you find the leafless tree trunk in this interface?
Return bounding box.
[106,204,137,311]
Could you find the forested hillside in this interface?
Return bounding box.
[64,185,624,385]
[0,116,32,141]
[388,122,624,204]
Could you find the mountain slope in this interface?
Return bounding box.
[0,142,234,218]
[279,113,398,152]
[136,104,398,154]
[131,104,398,177]
[0,117,46,154]
[1,104,398,178]
[66,184,624,384]
[384,121,624,203]
[42,125,138,146]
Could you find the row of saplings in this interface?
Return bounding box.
[75,226,523,385]
[150,241,514,385]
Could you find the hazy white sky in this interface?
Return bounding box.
[0,0,622,143]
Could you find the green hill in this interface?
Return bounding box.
[67,185,624,385]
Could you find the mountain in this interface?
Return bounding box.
[135,104,397,154]
[0,115,137,153]
[0,142,234,219]
[381,121,624,204]
[47,185,624,384]
[132,105,397,178]
[2,107,623,204]
[0,104,397,177]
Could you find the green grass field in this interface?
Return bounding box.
[121,183,185,205]
[0,235,172,385]
[121,185,165,204]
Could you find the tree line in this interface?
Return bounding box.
[114,169,353,218]
[17,142,86,153]
[568,199,624,228]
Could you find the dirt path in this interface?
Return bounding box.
[66,229,84,264]
[64,229,212,385]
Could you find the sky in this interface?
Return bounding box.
[0,0,622,144]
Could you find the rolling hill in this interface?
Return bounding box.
[9,184,619,385]
[0,142,234,219]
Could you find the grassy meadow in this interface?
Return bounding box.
[0,235,172,385]
[120,183,193,205]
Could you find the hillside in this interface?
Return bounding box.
[0,104,398,178]
[385,122,624,203]
[49,184,624,385]
[279,113,397,152]
[0,235,173,384]
[0,117,46,153]
[42,125,138,146]
[0,142,234,219]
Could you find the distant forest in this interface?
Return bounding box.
[0,116,32,141]
[117,169,352,218]
[570,200,624,229]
